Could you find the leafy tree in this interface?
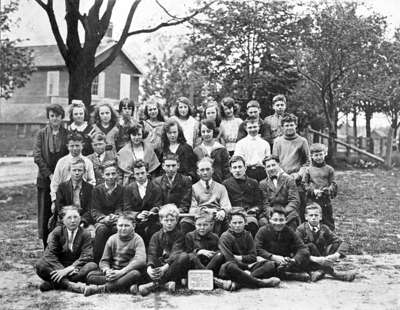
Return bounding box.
[0,1,34,99]
[186,0,300,115]
[34,0,213,110]
[293,0,386,162]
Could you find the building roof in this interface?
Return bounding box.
[29,42,143,75]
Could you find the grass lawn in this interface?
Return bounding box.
[0,168,399,309]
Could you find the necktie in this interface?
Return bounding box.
[205,180,210,190]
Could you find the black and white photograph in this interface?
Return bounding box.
[0,0,400,309]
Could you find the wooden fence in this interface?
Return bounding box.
[305,126,393,166]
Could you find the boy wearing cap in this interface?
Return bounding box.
[296,203,356,282]
[264,94,287,146]
[303,143,337,230]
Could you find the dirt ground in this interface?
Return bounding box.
[1,253,400,310]
[1,167,400,310]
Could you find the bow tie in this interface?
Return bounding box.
[270,175,278,181]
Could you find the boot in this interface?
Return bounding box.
[138,282,156,296]
[230,281,241,291]
[259,277,280,288]
[282,272,310,282]
[332,271,356,282]
[130,284,139,295]
[65,281,86,294]
[164,281,176,293]
[39,281,55,292]
[84,284,106,296]
[310,270,325,282]
[213,277,233,291]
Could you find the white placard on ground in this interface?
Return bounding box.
[187,269,214,290]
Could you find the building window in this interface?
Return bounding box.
[91,72,105,97]
[120,73,130,99]
[46,71,59,96]
[91,76,99,95]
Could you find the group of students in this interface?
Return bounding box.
[33,94,356,297]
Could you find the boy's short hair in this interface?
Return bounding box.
[229,155,246,167]
[119,98,135,114]
[245,116,259,125]
[71,157,86,169]
[67,132,84,143]
[159,204,180,219]
[272,94,286,104]
[305,202,322,215]
[271,204,286,217]
[91,132,106,143]
[102,160,118,172]
[246,100,260,109]
[262,155,279,165]
[310,143,327,154]
[162,153,180,163]
[46,103,65,119]
[281,113,298,125]
[118,211,136,225]
[60,205,80,219]
[229,211,247,222]
[197,156,214,168]
[195,210,214,223]
[132,159,148,171]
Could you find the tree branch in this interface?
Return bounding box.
[34,0,68,62]
[155,0,180,19]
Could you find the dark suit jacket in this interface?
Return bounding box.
[54,179,93,226]
[123,181,162,217]
[87,150,117,185]
[159,143,197,181]
[296,223,346,256]
[153,173,192,213]
[42,226,93,270]
[222,176,263,214]
[185,230,219,253]
[259,172,299,220]
[255,224,309,264]
[33,125,68,188]
[91,183,124,223]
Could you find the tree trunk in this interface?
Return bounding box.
[67,57,96,113]
[365,111,373,153]
[352,108,357,138]
[325,89,337,165]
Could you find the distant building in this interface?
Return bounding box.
[1,40,142,123]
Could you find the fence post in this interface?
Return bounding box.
[385,128,393,168]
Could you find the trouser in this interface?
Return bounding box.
[305,243,341,273]
[86,269,142,292]
[135,220,161,246]
[219,261,277,288]
[246,166,267,182]
[93,224,117,263]
[145,252,191,284]
[35,258,97,285]
[189,252,225,275]
[37,186,52,248]
[315,199,335,231]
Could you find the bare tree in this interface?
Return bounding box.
[34,0,214,109]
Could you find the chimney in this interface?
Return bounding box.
[105,22,113,39]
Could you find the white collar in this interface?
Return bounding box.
[137,180,148,188]
[105,182,117,191]
[308,223,320,231]
[70,122,88,131]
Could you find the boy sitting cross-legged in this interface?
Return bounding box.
[84,212,146,296]
[185,211,227,288]
[296,203,356,282]
[255,205,311,282]
[138,204,191,296]
[218,212,280,291]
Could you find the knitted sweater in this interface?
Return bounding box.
[99,232,146,272]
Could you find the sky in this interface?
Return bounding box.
[4,0,400,129]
